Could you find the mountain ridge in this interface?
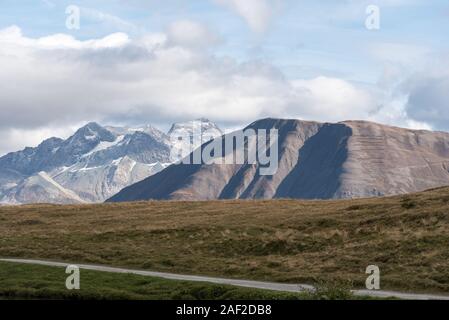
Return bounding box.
[0,119,223,204]
[108,118,449,202]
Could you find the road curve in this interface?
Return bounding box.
[1,258,448,300]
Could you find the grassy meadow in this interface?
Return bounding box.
[1,187,449,295]
[1,261,342,300]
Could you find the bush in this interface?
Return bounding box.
[306,280,354,300]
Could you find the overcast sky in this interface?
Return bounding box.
[1,0,449,155]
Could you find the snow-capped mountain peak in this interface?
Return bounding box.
[168,119,223,162]
[68,122,116,145]
[0,119,222,204]
[105,125,168,143]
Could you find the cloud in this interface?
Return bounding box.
[166,20,221,48]
[289,77,377,122]
[403,74,449,131]
[0,126,78,157]
[0,25,130,50]
[368,49,449,132]
[0,25,417,155]
[213,0,277,33]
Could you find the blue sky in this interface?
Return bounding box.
[0,0,449,154]
[3,0,448,82]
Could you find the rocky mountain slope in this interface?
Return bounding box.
[0,119,223,204]
[108,118,449,202]
[1,171,86,205]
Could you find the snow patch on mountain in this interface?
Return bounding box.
[83,135,125,157]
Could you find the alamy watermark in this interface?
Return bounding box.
[365,265,380,290]
[65,265,80,290]
[65,5,80,30]
[65,4,379,32]
[169,120,279,176]
[365,5,380,30]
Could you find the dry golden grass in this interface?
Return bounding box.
[1,187,449,293]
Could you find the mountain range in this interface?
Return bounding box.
[108,118,449,202]
[0,119,223,204]
[2,117,449,205]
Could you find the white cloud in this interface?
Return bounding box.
[403,74,449,131]
[368,45,449,131]
[0,126,78,157]
[289,77,378,122]
[166,20,221,48]
[0,25,421,154]
[366,93,432,131]
[214,0,277,33]
[0,25,130,50]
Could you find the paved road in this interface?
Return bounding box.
[2,258,449,300]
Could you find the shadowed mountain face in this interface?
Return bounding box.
[275,123,352,199]
[108,118,449,202]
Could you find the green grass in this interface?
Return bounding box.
[0,262,354,300]
[1,187,449,294]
